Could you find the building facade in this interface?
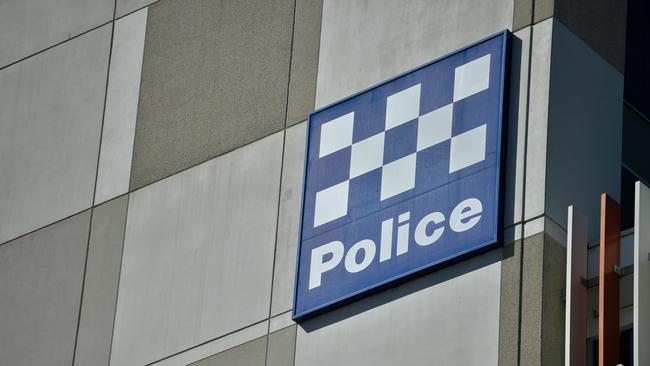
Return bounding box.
[0,0,648,365]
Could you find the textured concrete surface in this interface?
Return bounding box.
[150,321,269,366]
[315,0,513,108]
[0,0,113,68]
[546,19,622,242]
[519,232,545,366]
[533,0,555,24]
[271,122,307,316]
[130,0,295,190]
[295,250,502,366]
[498,240,522,366]
[190,337,267,366]
[0,211,90,366]
[74,196,128,366]
[267,326,297,366]
[540,235,566,366]
[513,0,533,31]
[111,133,283,366]
[505,231,566,366]
[0,24,111,245]
[286,0,323,126]
[116,0,159,17]
[95,8,147,204]
[555,0,627,72]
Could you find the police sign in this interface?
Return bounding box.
[293,32,510,320]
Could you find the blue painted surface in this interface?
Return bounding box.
[293,32,510,320]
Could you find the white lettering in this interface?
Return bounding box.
[414,211,445,246]
[345,239,376,273]
[379,218,393,262]
[449,198,482,232]
[309,241,344,289]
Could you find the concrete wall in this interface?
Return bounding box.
[0,0,635,365]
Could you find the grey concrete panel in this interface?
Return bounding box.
[519,232,544,366]
[499,239,522,366]
[0,211,91,366]
[635,181,650,366]
[266,326,297,366]
[271,122,307,316]
[95,9,148,205]
[0,25,111,244]
[555,0,627,72]
[540,235,566,366]
[190,337,266,366]
[151,321,269,366]
[533,0,555,24]
[111,133,283,366]
[130,0,294,190]
[545,19,623,242]
[286,0,323,127]
[116,0,159,18]
[504,27,531,227]
[74,196,128,366]
[270,311,295,333]
[0,0,113,68]
[524,18,553,222]
[295,250,502,366]
[315,0,513,108]
[513,0,533,31]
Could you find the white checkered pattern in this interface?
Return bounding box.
[313,54,491,228]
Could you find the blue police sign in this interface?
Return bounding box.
[293,31,510,320]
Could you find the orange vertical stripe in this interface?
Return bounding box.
[599,194,620,366]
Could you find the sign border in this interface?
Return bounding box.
[292,30,512,321]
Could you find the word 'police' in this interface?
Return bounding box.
[309,197,483,289]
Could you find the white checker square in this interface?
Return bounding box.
[319,112,354,158]
[449,124,487,173]
[385,84,421,130]
[350,132,385,178]
[314,181,349,227]
[416,103,453,151]
[453,54,491,102]
[380,153,417,201]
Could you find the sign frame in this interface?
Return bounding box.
[292,30,511,321]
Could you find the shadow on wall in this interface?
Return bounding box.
[299,248,502,332]
[503,32,524,229]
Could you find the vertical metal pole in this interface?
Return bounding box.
[599,194,620,366]
[565,205,587,366]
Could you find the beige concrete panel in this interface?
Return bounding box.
[0,211,91,366]
[130,0,294,189]
[0,24,111,244]
[296,251,502,366]
[0,0,113,68]
[286,0,323,126]
[315,0,513,108]
[74,196,128,366]
[95,8,147,205]
[272,122,307,316]
[523,18,553,222]
[111,133,283,366]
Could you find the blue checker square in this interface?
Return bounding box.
[294,31,511,320]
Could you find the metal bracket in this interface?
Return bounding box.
[614,264,622,276]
